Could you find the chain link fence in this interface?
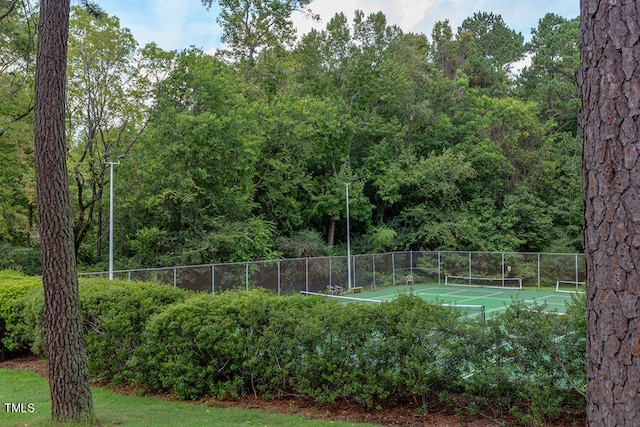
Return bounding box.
[81,250,586,295]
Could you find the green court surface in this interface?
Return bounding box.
[345,284,576,318]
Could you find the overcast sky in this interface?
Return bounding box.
[99,0,579,54]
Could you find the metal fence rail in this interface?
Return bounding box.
[81,250,586,295]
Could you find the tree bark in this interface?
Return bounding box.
[33,0,95,423]
[580,1,640,425]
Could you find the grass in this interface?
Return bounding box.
[0,369,381,427]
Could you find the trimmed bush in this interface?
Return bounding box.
[132,289,319,400]
[1,271,586,423]
[0,270,42,356]
[461,296,587,421]
[0,245,41,276]
[132,290,473,405]
[16,277,189,385]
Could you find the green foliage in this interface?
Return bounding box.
[12,277,189,383]
[462,297,586,421]
[517,14,580,136]
[0,270,41,356]
[1,4,583,273]
[275,229,332,258]
[0,270,586,422]
[132,289,307,399]
[0,243,41,276]
[0,1,37,249]
[201,0,312,64]
[79,279,189,384]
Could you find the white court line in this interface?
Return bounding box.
[457,291,505,304]
[414,288,473,297]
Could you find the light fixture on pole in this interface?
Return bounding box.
[346,182,351,291]
[104,154,126,280]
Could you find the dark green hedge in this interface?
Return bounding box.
[15,276,188,384]
[0,270,586,422]
[0,270,42,356]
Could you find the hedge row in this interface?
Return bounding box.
[0,270,586,423]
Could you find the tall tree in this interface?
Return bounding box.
[0,0,37,246]
[518,14,580,135]
[66,6,162,263]
[33,0,95,423]
[200,0,312,64]
[580,0,640,425]
[458,12,525,93]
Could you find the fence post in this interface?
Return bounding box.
[372,255,376,289]
[173,268,177,287]
[392,252,396,286]
[329,256,332,288]
[211,265,215,293]
[277,261,281,296]
[537,253,541,291]
[305,258,309,293]
[410,250,413,275]
[353,255,356,287]
[438,251,442,285]
[246,262,249,291]
[468,252,472,285]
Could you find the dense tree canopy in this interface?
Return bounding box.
[0,5,582,271]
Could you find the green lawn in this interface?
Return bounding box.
[0,369,380,427]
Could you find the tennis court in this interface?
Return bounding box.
[305,282,577,320]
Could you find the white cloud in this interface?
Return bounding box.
[102,0,579,52]
[103,0,221,52]
[292,0,579,45]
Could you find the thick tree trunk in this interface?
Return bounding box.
[580,1,640,425]
[33,0,95,423]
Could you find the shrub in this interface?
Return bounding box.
[0,270,42,356]
[132,289,316,400]
[16,276,189,385]
[462,296,587,422]
[0,244,42,276]
[1,271,586,424]
[132,290,473,406]
[79,278,189,384]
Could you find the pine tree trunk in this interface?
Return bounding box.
[580,0,640,425]
[33,0,95,423]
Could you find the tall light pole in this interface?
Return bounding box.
[105,154,125,280]
[346,182,351,291]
